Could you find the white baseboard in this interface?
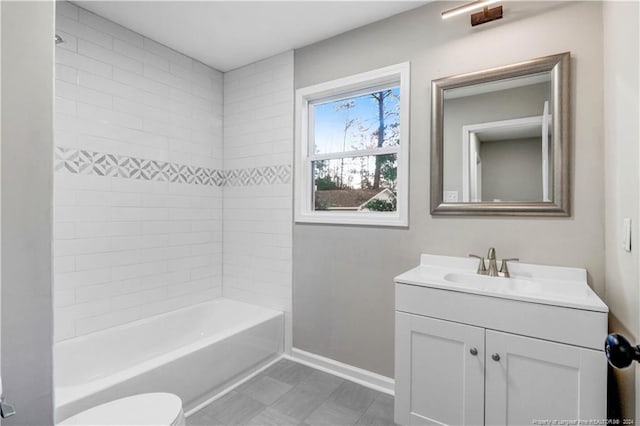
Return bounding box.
[184,354,283,417]
[288,348,395,395]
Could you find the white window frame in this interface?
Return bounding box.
[294,62,410,227]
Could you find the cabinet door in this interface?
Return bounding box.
[395,312,485,425]
[485,330,606,425]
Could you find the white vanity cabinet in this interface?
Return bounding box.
[394,255,609,426]
[395,313,485,425]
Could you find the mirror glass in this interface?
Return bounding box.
[443,73,552,203]
[430,52,570,216]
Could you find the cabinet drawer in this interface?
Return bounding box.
[396,283,607,350]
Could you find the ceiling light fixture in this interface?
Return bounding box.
[441,0,503,26]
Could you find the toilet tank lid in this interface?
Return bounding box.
[58,393,183,425]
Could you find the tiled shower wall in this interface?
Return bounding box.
[54,2,224,341]
[223,52,294,350]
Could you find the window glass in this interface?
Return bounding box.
[312,87,400,155]
[312,154,398,212]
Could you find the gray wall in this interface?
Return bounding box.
[1,1,55,424]
[443,82,550,196]
[480,138,542,202]
[293,1,604,377]
[603,0,639,421]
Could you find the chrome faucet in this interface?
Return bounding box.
[469,248,518,278]
[486,247,499,277]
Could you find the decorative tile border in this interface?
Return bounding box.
[225,165,292,186]
[54,147,291,187]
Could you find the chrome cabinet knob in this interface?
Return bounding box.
[491,353,501,362]
[469,347,478,356]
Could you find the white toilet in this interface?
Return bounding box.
[58,393,185,426]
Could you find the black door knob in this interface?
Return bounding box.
[605,333,640,369]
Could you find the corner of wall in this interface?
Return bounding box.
[221,50,294,353]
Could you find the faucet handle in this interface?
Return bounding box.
[468,254,487,275]
[499,258,519,278]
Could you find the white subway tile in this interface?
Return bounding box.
[77,70,141,100]
[112,261,167,281]
[57,15,113,49]
[140,246,189,263]
[110,206,169,221]
[54,222,76,240]
[140,221,192,235]
[74,221,141,238]
[55,237,111,256]
[111,234,169,251]
[144,120,190,140]
[55,314,76,341]
[56,79,113,109]
[167,255,213,272]
[54,256,76,273]
[74,190,140,207]
[56,97,77,115]
[55,288,76,308]
[77,102,143,130]
[76,276,158,303]
[55,205,111,222]
[78,39,143,74]
[167,278,213,298]
[221,51,293,314]
[110,178,168,194]
[54,3,295,341]
[56,48,112,78]
[113,97,170,123]
[169,232,213,246]
[78,8,144,47]
[76,250,142,271]
[75,308,140,336]
[55,267,112,290]
[56,64,78,84]
[142,38,192,69]
[114,68,169,97]
[144,65,191,92]
[191,265,221,280]
[113,39,169,71]
[111,287,167,311]
[55,130,78,147]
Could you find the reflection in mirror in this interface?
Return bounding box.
[443,73,553,203]
[430,52,570,216]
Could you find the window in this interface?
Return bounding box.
[295,63,410,226]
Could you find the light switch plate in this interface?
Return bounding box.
[623,218,632,252]
[444,191,459,202]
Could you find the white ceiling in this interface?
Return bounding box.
[76,1,428,72]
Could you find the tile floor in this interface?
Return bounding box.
[187,359,396,426]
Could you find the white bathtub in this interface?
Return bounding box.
[55,298,283,422]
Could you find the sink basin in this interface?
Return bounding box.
[444,272,541,294]
[443,272,491,289]
[394,254,608,312]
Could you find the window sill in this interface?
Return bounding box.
[295,211,408,227]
